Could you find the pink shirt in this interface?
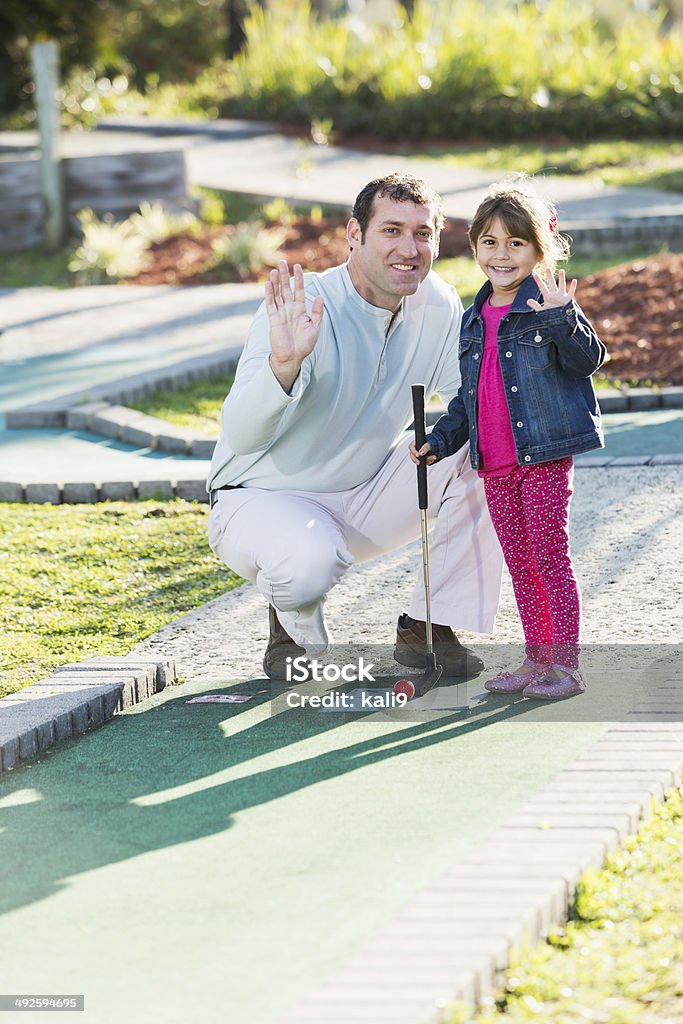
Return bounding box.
[477,298,518,477]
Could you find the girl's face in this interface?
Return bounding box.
[475,215,541,305]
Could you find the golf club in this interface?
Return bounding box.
[394,384,443,701]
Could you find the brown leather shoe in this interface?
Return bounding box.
[263,605,310,680]
[394,613,484,679]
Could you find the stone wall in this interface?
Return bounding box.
[0,148,192,252]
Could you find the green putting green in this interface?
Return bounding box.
[0,676,610,1023]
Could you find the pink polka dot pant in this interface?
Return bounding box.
[483,456,581,669]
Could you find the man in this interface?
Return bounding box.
[207,173,502,677]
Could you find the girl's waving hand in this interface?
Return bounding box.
[527,268,577,311]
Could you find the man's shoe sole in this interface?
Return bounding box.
[393,645,484,680]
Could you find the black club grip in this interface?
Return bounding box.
[411,384,428,511]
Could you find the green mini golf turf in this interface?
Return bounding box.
[0,676,610,1024]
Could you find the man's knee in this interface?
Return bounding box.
[261,540,353,611]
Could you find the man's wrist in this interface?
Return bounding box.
[269,354,302,394]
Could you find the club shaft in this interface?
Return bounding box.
[419,508,433,657]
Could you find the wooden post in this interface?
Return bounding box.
[30,40,64,249]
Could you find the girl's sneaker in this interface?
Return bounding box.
[484,662,548,694]
[523,666,586,700]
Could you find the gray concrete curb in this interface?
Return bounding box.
[7,372,683,435]
[97,115,277,139]
[65,401,217,458]
[0,451,681,506]
[565,215,683,254]
[0,655,176,772]
[2,354,682,503]
[595,386,683,412]
[0,479,209,504]
[1,438,681,508]
[276,687,683,1022]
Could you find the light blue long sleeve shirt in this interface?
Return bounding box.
[207,263,463,493]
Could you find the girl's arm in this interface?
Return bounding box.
[424,387,469,461]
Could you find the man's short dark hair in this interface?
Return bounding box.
[351,173,445,240]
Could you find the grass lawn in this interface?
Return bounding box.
[130,372,234,434]
[0,247,72,290]
[446,787,683,1024]
[395,139,683,193]
[0,500,241,698]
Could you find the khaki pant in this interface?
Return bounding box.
[208,438,503,654]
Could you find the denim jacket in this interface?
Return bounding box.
[427,275,606,469]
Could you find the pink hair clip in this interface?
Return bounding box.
[549,210,558,233]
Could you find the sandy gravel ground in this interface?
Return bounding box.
[133,466,682,679]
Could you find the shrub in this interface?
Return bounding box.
[218,0,683,140]
[210,221,286,279]
[67,203,201,284]
[22,0,683,142]
[68,209,151,284]
[127,201,200,244]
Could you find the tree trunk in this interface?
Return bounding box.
[225,0,255,59]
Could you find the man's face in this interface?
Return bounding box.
[346,196,440,311]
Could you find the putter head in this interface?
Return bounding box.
[414,662,442,698]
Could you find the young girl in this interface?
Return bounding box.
[411,178,606,699]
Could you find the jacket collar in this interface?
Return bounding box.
[466,274,543,324]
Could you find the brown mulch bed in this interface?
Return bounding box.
[128,215,472,286]
[126,218,683,386]
[575,254,683,387]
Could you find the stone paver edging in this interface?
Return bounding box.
[0,655,176,772]
[2,363,683,502]
[4,456,683,507]
[1,347,241,503]
[62,381,683,455]
[277,717,683,1023]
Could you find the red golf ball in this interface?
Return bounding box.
[393,678,415,701]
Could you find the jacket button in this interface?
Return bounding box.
[511,386,518,392]
[505,351,512,358]
[469,389,474,396]
[524,455,531,462]
[534,333,542,343]
[473,353,479,360]
[516,421,523,427]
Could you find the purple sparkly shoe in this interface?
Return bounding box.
[484,663,547,694]
[523,667,586,700]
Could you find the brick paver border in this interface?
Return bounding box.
[0,655,176,772]
[1,456,682,505]
[276,695,683,1023]
[2,368,682,503]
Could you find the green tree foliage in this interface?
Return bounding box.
[0,0,130,117]
[115,0,228,82]
[0,0,231,119]
[220,0,683,139]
